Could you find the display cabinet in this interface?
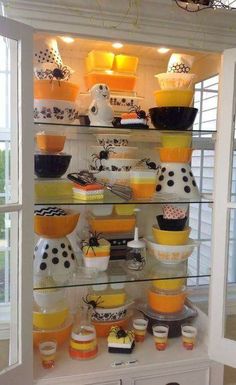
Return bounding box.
[3,3,236,384]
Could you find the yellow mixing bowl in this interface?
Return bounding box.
[154,89,194,107]
[33,307,69,330]
[152,226,191,245]
[152,278,186,291]
[160,132,192,148]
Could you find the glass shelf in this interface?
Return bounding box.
[34,191,213,206]
[34,122,216,136]
[33,259,210,290]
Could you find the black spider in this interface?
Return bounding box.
[109,326,134,344]
[139,158,159,170]
[82,294,104,309]
[47,64,71,84]
[91,144,116,168]
[129,105,149,120]
[129,251,146,270]
[81,230,105,256]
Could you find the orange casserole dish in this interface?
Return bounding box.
[85,72,137,92]
[89,216,135,233]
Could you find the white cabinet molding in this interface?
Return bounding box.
[4,0,236,51]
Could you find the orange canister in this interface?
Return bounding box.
[148,287,186,314]
[69,325,98,360]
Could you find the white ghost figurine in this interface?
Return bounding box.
[88,83,114,127]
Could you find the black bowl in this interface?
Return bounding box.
[34,153,72,178]
[149,107,198,131]
[156,215,188,231]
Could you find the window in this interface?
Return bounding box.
[189,75,218,286]
[0,36,11,305]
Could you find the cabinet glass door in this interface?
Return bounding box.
[209,48,236,368]
[0,16,33,385]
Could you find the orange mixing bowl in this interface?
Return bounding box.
[34,211,80,238]
[36,133,66,153]
[34,80,79,101]
[148,288,186,314]
[158,148,193,163]
[92,316,130,337]
[33,316,73,348]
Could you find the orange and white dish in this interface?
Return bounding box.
[72,183,104,201]
[90,146,138,159]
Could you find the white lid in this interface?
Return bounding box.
[127,227,145,249]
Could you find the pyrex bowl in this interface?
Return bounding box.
[34,153,72,178]
[148,288,186,314]
[34,80,79,101]
[33,305,69,329]
[146,236,197,264]
[34,210,80,237]
[154,89,194,107]
[91,301,133,322]
[33,287,65,310]
[155,73,196,90]
[156,215,188,231]
[152,278,186,292]
[149,107,198,130]
[158,147,193,163]
[152,226,191,245]
[160,132,192,148]
[92,314,131,337]
[36,133,66,153]
[34,99,79,124]
[33,236,77,284]
[33,315,73,347]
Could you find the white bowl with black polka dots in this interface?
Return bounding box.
[156,163,200,200]
[34,237,77,284]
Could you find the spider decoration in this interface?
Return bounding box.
[129,105,149,121]
[38,63,72,84]
[138,158,159,170]
[128,251,146,270]
[91,144,116,169]
[109,327,134,344]
[82,294,104,309]
[81,230,106,256]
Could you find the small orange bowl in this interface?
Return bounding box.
[34,211,80,238]
[36,133,66,153]
[92,316,130,337]
[34,80,79,101]
[158,147,193,163]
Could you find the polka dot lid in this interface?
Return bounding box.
[34,37,62,66]
[167,53,195,74]
[34,236,77,285]
[156,162,200,200]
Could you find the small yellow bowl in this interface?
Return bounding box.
[152,278,186,291]
[154,89,194,107]
[33,307,69,330]
[36,133,66,153]
[152,226,191,245]
[161,133,192,148]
